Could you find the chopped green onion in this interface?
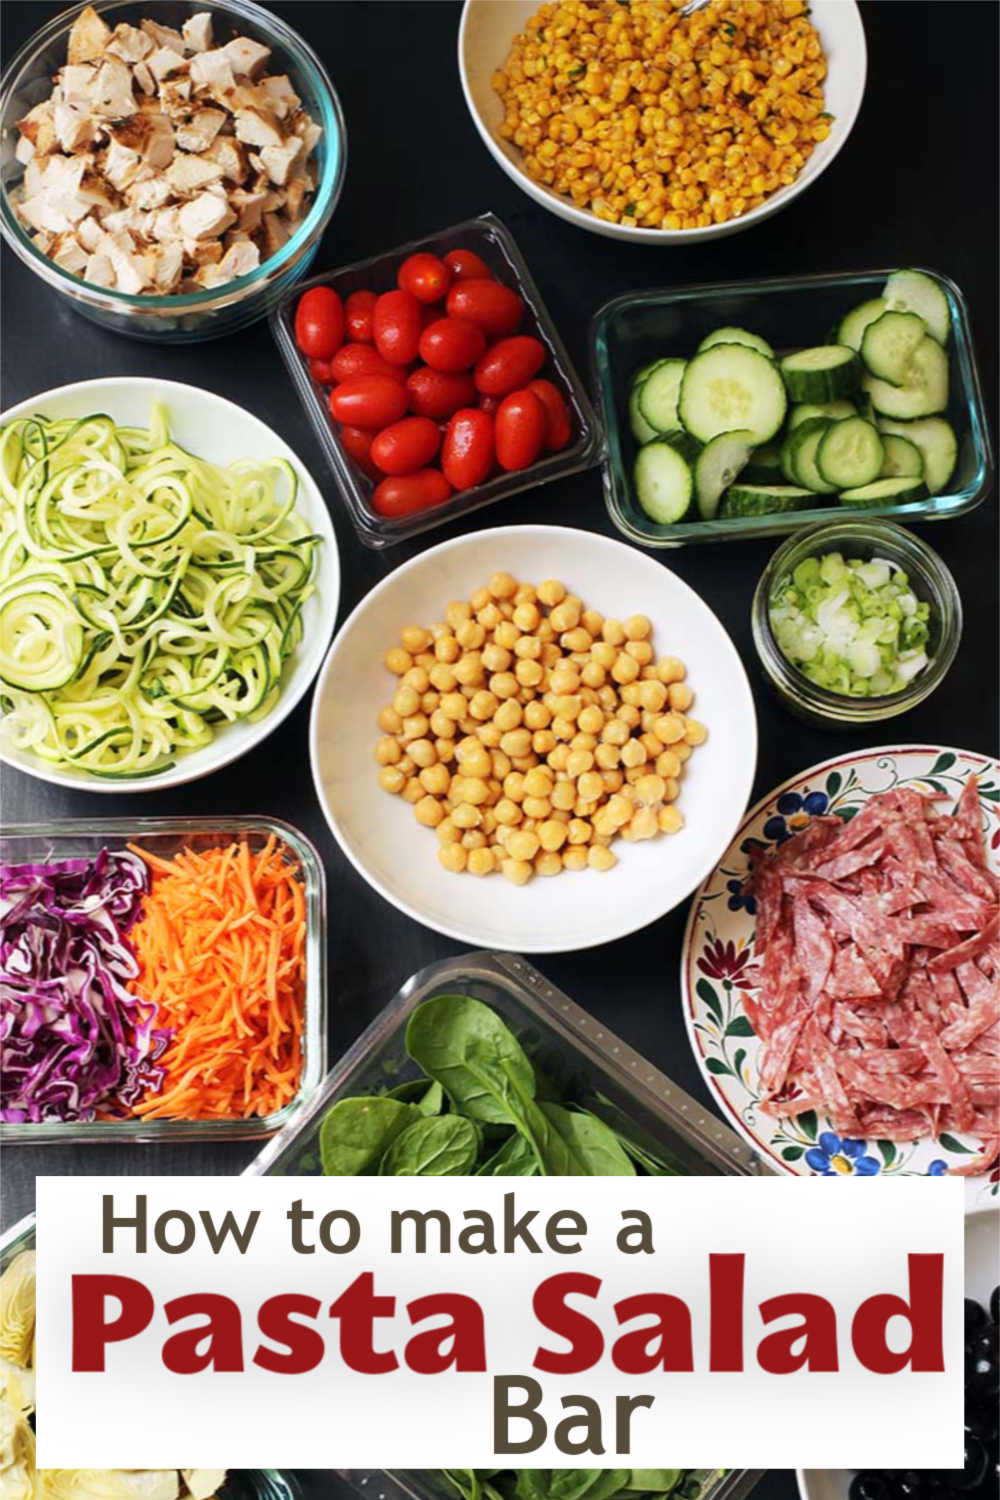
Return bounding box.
[769,550,932,697]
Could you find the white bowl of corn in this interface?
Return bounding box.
[458,0,867,243]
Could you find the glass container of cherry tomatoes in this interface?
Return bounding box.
[271,213,601,548]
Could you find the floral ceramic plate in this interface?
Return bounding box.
[681,745,1000,1210]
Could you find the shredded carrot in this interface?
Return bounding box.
[126,838,307,1121]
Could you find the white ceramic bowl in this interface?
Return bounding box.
[0,377,340,793]
[796,1204,999,1500]
[310,524,757,952]
[458,0,867,244]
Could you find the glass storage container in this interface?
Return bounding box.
[0,816,326,1143]
[271,213,601,549]
[0,1213,300,1500]
[590,267,993,548]
[247,950,768,1179]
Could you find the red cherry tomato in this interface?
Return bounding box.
[397,252,453,305]
[308,357,334,384]
[294,286,344,359]
[495,388,546,471]
[442,408,495,491]
[330,342,408,384]
[419,317,487,373]
[370,416,442,476]
[446,278,523,338]
[478,394,501,415]
[443,248,493,282]
[329,376,409,430]
[474,335,546,397]
[406,367,477,420]
[526,378,572,451]
[339,423,379,478]
[345,289,377,343]
[373,288,423,365]
[372,469,453,517]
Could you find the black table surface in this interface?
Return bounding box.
[1,1,997,1494]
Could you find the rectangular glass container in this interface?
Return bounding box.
[271,213,601,548]
[247,950,768,1178]
[590,266,993,548]
[0,817,326,1144]
[0,1214,299,1500]
[342,1460,763,1500]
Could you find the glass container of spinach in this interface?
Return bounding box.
[247,952,763,1180]
[339,1466,765,1500]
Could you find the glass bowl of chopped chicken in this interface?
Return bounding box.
[0,0,345,340]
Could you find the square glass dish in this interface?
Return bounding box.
[0,1215,300,1500]
[0,817,326,1144]
[342,1462,762,1500]
[271,213,601,549]
[590,267,993,548]
[247,950,767,1178]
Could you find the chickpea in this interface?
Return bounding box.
[549,665,580,697]
[453,655,484,688]
[402,779,424,805]
[378,705,403,734]
[602,769,625,794]
[375,736,401,766]
[506,829,540,862]
[588,844,618,871]
[451,802,481,830]
[401,625,432,654]
[523,766,553,797]
[611,652,640,685]
[537,578,566,607]
[408,738,437,769]
[548,742,571,773]
[384,646,412,674]
[522,795,552,821]
[602,618,626,646]
[469,587,490,611]
[538,818,568,852]
[467,847,497,877]
[653,713,685,745]
[513,582,537,605]
[623,806,658,841]
[621,737,647,770]
[656,749,682,780]
[566,818,592,846]
[462,829,487,851]
[640,732,662,761]
[515,657,544,689]
[513,601,540,632]
[436,738,456,763]
[500,727,532,758]
[393,683,420,717]
[439,843,467,873]
[489,571,518,600]
[477,603,502,630]
[477,721,503,748]
[535,852,563,877]
[591,640,616,670]
[562,626,592,653]
[550,779,577,811]
[495,620,521,650]
[658,805,685,834]
[662,777,681,802]
[624,614,651,642]
[468,689,498,721]
[446,600,472,629]
[494,797,522,827]
[577,704,605,735]
[656,656,686,684]
[637,679,667,712]
[430,709,456,740]
[436,817,459,845]
[594,742,620,771]
[635,773,666,806]
[565,748,594,778]
[402,666,429,694]
[437,692,465,721]
[429,663,458,694]
[491,749,512,779]
[550,599,582,634]
[504,771,527,801]
[397,755,415,777]
[523,699,550,730]
[414,794,444,828]
[514,634,542,660]
[379,766,406,794]
[457,739,491,778]
[490,671,520,701]
[668,682,694,713]
[683,717,707,746]
[501,857,533,886]
[581,659,606,688]
[477,643,507,674]
[563,846,589,872]
[625,639,654,666]
[674,740,693,763]
[420,763,451,797]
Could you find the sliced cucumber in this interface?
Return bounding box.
[678,344,786,444]
[631,358,668,388]
[779,345,861,402]
[863,336,948,419]
[816,417,884,489]
[838,476,929,507]
[629,384,659,443]
[877,416,957,494]
[633,438,694,524]
[743,441,783,482]
[719,484,814,518]
[697,326,775,358]
[837,298,888,352]
[782,418,837,493]
[694,429,755,520]
[883,269,950,344]
[880,434,924,480]
[788,400,857,429]
[860,310,928,386]
[658,429,703,463]
[638,358,687,433]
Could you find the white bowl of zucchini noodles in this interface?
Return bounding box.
[0,377,340,792]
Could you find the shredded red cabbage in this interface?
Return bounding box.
[0,849,170,1122]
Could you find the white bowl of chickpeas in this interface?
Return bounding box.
[458,0,866,242]
[309,524,756,952]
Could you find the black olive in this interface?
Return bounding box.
[965,1299,989,1341]
[850,1474,894,1500]
[889,1474,928,1500]
[968,1330,1000,1405]
[989,1286,999,1327]
[948,1436,990,1492]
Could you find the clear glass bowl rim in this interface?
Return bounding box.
[750,518,964,723]
[0,0,347,311]
[0,814,328,1142]
[589,264,994,546]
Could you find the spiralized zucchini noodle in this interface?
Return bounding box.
[0,403,320,778]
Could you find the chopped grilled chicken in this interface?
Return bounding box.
[13,8,320,295]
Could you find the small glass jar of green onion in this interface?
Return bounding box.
[751,519,963,726]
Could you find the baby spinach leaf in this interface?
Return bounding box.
[406,993,537,1124]
[539,1104,636,1176]
[318,1096,418,1175]
[625,1475,684,1495]
[476,1131,539,1176]
[379,1114,480,1176]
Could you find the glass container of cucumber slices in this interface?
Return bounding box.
[751,519,963,725]
[590,268,993,548]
